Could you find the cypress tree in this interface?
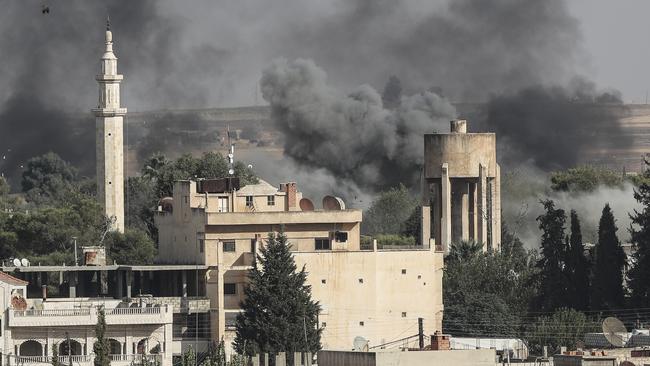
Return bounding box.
[93,306,110,366]
[566,210,590,310]
[51,343,60,366]
[628,164,650,306]
[234,232,321,356]
[536,200,568,312]
[591,204,626,310]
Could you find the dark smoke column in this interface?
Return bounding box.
[92,19,126,233]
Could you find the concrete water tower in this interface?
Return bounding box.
[421,119,501,252]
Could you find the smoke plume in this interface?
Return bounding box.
[481,78,630,171]
[261,58,456,193]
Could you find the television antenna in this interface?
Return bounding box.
[602,317,628,348]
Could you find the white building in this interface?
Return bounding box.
[0,272,173,366]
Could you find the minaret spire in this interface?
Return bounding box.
[106,15,110,31]
[92,20,126,233]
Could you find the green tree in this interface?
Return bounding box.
[628,162,650,306]
[381,75,402,109]
[536,200,568,312]
[234,232,321,356]
[21,152,78,203]
[94,306,110,366]
[363,184,417,236]
[400,205,421,239]
[447,240,483,263]
[565,210,590,311]
[181,347,195,366]
[550,166,623,192]
[51,342,60,366]
[125,176,157,238]
[525,308,598,355]
[443,231,537,337]
[591,204,626,310]
[104,229,156,265]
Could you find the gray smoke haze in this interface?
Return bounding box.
[480,78,629,171]
[502,167,640,247]
[0,0,632,199]
[260,58,456,193]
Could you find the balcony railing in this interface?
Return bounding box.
[16,354,161,365]
[17,355,93,364]
[14,308,92,317]
[109,307,162,315]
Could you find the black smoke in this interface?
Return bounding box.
[481,79,629,171]
[261,58,456,192]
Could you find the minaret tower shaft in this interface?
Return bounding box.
[92,18,126,232]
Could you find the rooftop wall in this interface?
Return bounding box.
[424,133,497,178]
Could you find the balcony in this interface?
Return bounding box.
[16,354,161,366]
[9,305,171,327]
[207,209,362,226]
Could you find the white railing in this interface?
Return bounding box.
[110,354,162,363]
[13,308,91,317]
[17,355,93,364]
[109,307,162,315]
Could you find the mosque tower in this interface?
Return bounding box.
[92,18,126,232]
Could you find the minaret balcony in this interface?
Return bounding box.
[92,107,127,117]
[96,74,123,81]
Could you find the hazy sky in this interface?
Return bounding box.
[570,0,650,103]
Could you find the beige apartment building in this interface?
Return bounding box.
[155,179,444,352]
[0,272,174,366]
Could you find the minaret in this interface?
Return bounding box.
[92,18,126,232]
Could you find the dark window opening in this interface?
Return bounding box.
[223,241,236,252]
[315,238,331,251]
[224,283,237,295]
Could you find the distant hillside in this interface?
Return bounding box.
[123,104,650,176]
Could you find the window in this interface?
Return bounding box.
[245,196,253,207]
[224,283,237,295]
[321,322,327,328]
[358,278,364,284]
[321,279,327,284]
[315,238,331,251]
[359,321,365,326]
[267,195,275,206]
[334,231,348,242]
[223,241,236,252]
[401,269,407,274]
[402,312,407,318]
[218,197,229,213]
[199,239,204,253]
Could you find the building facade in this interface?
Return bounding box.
[155,179,444,352]
[92,20,126,232]
[0,272,174,366]
[422,119,501,252]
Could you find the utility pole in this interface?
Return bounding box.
[72,237,78,266]
[418,318,424,350]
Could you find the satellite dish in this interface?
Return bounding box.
[353,336,369,352]
[247,164,253,169]
[603,317,628,348]
[12,258,21,267]
[228,168,235,175]
[299,198,315,211]
[20,258,29,267]
[323,196,346,211]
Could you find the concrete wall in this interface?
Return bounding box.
[293,248,443,350]
[318,349,496,366]
[424,133,497,178]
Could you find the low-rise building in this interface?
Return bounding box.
[0,271,173,366]
[155,178,445,352]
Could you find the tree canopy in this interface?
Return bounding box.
[234,232,321,355]
[363,184,418,236]
[628,162,650,306]
[591,204,626,310]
